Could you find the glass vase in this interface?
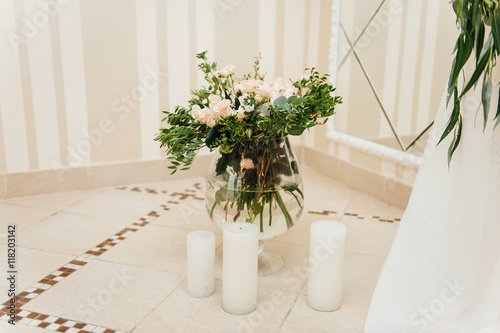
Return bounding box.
[205,136,304,275]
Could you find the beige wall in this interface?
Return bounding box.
[0,0,333,175]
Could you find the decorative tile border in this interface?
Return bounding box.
[307,209,401,223]
[0,182,201,332]
[115,185,168,195]
[0,309,125,333]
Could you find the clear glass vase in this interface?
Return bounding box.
[205,136,304,275]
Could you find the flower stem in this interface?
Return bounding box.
[274,191,293,229]
[268,192,273,226]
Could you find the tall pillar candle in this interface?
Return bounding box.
[186,230,215,298]
[222,222,259,315]
[307,220,346,311]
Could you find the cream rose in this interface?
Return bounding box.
[240,158,254,170]
[212,99,234,117]
[208,94,222,108]
[190,105,202,121]
[257,82,274,98]
[236,108,247,121]
[234,83,246,93]
[240,80,258,93]
[219,64,235,77]
[199,109,219,128]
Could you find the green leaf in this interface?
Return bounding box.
[439,87,460,145]
[287,96,297,104]
[476,22,485,63]
[459,34,492,98]
[447,116,462,167]
[215,153,230,176]
[452,0,460,16]
[447,34,473,105]
[482,73,493,131]
[288,126,305,136]
[291,97,306,105]
[495,84,500,120]
[491,5,500,53]
[205,124,222,148]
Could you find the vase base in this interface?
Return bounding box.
[258,251,285,276]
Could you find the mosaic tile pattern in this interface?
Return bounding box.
[0,309,126,333]
[308,209,401,223]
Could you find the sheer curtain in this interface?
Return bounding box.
[364,85,500,332]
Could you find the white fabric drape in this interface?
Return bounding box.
[364,86,500,333]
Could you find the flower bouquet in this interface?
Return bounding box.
[155,51,341,238]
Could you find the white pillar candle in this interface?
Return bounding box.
[186,230,215,298]
[222,222,259,315]
[307,220,346,311]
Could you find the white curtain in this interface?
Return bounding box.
[364,86,500,333]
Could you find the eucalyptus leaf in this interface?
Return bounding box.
[273,96,288,108]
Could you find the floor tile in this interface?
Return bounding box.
[279,296,369,333]
[346,191,403,218]
[64,190,167,222]
[0,245,74,303]
[132,280,298,333]
[99,224,222,274]
[24,260,183,332]
[6,190,98,212]
[271,212,335,246]
[0,203,56,233]
[18,212,130,256]
[341,216,398,257]
[151,197,221,234]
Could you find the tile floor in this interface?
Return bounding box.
[0,166,404,333]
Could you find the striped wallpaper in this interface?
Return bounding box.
[0,0,461,178]
[0,0,333,174]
